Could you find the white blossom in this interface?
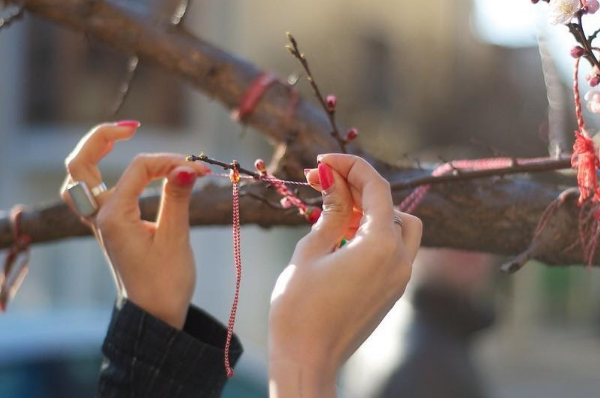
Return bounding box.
[548,0,581,25]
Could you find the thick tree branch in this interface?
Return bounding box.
[390,157,571,190]
[13,0,363,170]
[2,0,591,268]
[0,176,592,266]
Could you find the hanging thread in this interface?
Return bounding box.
[571,57,600,204]
[224,162,242,378]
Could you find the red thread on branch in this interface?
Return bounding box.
[398,157,552,214]
[0,206,31,313]
[231,73,277,122]
[572,57,600,203]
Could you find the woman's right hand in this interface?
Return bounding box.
[268,154,422,398]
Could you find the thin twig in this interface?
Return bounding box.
[285,32,347,153]
[391,157,572,191]
[588,27,600,43]
[109,55,139,116]
[109,0,191,115]
[187,154,262,179]
[567,14,600,72]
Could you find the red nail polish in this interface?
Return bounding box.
[303,168,312,176]
[176,170,196,185]
[318,163,334,191]
[115,120,141,128]
[0,300,6,313]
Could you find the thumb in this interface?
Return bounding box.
[302,163,353,255]
[156,165,199,236]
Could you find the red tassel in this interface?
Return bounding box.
[572,129,600,204]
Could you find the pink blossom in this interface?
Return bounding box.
[326,95,337,112]
[280,197,293,209]
[571,46,586,58]
[586,0,600,14]
[585,90,600,113]
[345,127,359,142]
[548,0,581,25]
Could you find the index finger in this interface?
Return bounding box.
[315,154,394,226]
[61,122,139,214]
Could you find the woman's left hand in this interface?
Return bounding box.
[60,122,210,329]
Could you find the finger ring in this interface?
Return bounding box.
[67,181,98,217]
[393,214,403,227]
[91,182,107,197]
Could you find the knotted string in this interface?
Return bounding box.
[224,163,242,378]
[571,57,600,203]
[206,160,315,377]
[0,206,31,312]
[398,157,552,214]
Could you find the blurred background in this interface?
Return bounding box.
[2,0,600,397]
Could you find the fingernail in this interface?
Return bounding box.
[318,163,334,192]
[115,120,141,128]
[0,300,6,313]
[176,170,196,185]
[339,238,348,248]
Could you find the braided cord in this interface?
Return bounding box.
[224,179,242,378]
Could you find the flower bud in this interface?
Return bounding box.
[345,127,359,142]
[280,197,293,209]
[586,0,599,13]
[326,95,337,112]
[571,46,586,58]
[254,159,267,174]
[304,206,322,224]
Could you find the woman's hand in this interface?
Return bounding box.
[60,122,210,329]
[268,154,422,398]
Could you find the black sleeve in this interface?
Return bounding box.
[98,298,243,398]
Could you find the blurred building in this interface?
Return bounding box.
[1,0,600,397]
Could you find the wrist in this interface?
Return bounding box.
[126,290,190,330]
[268,358,337,398]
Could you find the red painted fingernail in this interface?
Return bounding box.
[303,168,312,176]
[0,300,6,313]
[115,120,141,128]
[176,170,196,185]
[318,163,334,191]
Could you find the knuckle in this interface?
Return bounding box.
[90,123,110,134]
[322,199,352,216]
[65,156,83,175]
[405,214,423,235]
[132,153,151,164]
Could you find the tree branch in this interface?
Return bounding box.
[390,157,572,191]
[12,0,361,170]
[4,0,591,268]
[0,176,593,266]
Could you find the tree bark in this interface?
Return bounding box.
[1,0,590,268]
[0,176,589,266]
